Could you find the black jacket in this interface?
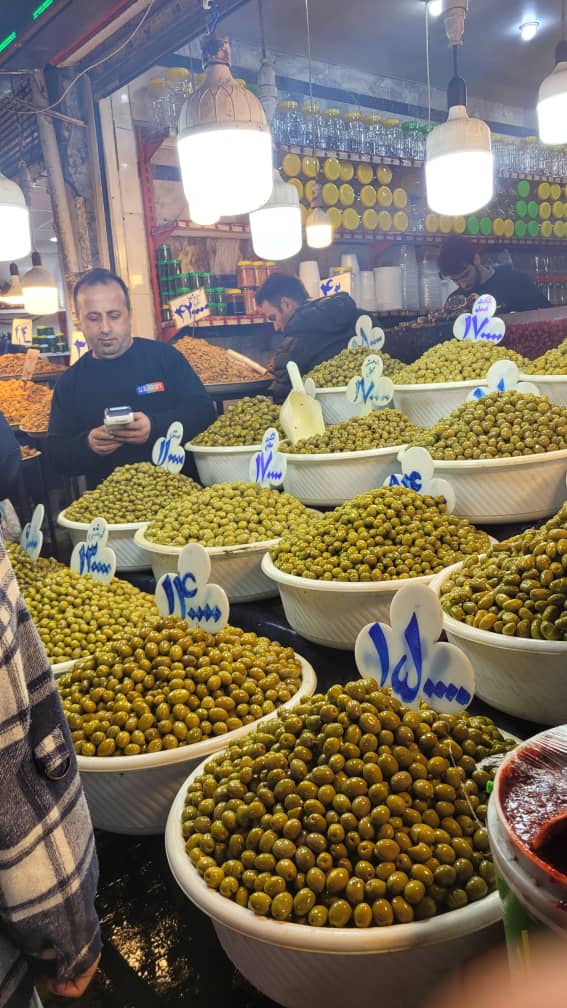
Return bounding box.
[446,267,550,314]
[271,293,359,402]
[0,411,21,498]
[48,338,216,487]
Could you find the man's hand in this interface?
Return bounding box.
[46,954,100,999]
[110,412,152,445]
[87,426,121,456]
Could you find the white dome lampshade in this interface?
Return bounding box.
[426,104,493,216]
[305,207,333,249]
[538,40,567,145]
[189,198,221,226]
[3,263,24,306]
[0,174,31,261]
[178,34,273,218]
[250,170,302,260]
[22,252,59,315]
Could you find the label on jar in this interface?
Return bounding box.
[152,421,185,474]
[385,447,456,512]
[70,517,116,584]
[348,315,385,352]
[249,428,287,488]
[453,294,506,344]
[346,354,394,415]
[155,543,229,631]
[20,504,44,562]
[355,583,475,713]
[468,361,541,401]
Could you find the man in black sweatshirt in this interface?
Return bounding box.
[256,273,359,402]
[48,268,216,487]
[439,236,550,314]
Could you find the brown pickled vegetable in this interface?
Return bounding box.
[306,348,402,388]
[280,409,424,455]
[59,618,302,757]
[182,680,513,926]
[0,378,52,430]
[270,486,491,582]
[173,336,268,385]
[64,462,200,524]
[410,391,567,460]
[392,342,527,385]
[0,353,65,378]
[192,397,282,447]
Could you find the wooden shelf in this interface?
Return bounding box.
[194,314,267,327]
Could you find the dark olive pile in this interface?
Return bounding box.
[440,502,567,640]
[391,343,527,385]
[410,391,567,460]
[145,482,311,548]
[528,339,567,375]
[59,618,303,757]
[182,680,513,927]
[280,409,424,455]
[64,462,200,524]
[306,348,402,387]
[192,397,282,447]
[269,486,490,582]
[6,543,159,663]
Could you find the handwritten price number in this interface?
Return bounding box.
[453,294,505,344]
[469,360,541,402]
[249,427,287,488]
[152,421,186,474]
[170,288,210,328]
[348,314,386,352]
[354,583,475,714]
[346,354,394,416]
[70,517,116,585]
[155,544,229,631]
[20,504,44,562]
[386,446,456,512]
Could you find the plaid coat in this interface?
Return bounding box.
[0,540,101,1007]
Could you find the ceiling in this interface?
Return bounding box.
[221,0,562,110]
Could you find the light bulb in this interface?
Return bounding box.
[250,171,303,260]
[189,199,221,226]
[305,207,333,250]
[538,41,567,145]
[0,174,31,261]
[22,252,58,315]
[519,21,539,41]
[426,105,493,215]
[428,0,443,17]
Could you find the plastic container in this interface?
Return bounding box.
[393,379,485,427]
[225,289,244,315]
[166,763,502,1008]
[185,442,261,486]
[312,386,360,424]
[519,373,567,405]
[56,511,149,572]
[281,444,405,506]
[429,563,567,724]
[76,655,316,835]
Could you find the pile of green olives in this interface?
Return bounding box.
[182,679,514,927]
[192,398,282,447]
[280,409,424,455]
[307,349,402,388]
[59,618,303,757]
[269,486,490,582]
[392,343,527,385]
[528,339,567,375]
[64,463,200,524]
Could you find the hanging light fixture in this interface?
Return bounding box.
[177,30,273,218]
[0,173,32,261]
[3,263,24,306]
[538,0,567,144]
[303,0,333,249]
[426,0,493,216]
[22,252,58,315]
[189,197,221,226]
[250,170,303,259]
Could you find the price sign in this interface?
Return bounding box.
[70,517,116,584]
[453,294,506,344]
[155,543,229,631]
[469,360,541,401]
[20,504,44,562]
[346,354,394,416]
[69,331,88,366]
[320,272,351,297]
[152,421,186,474]
[12,318,31,346]
[355,583,475,713]
[348,314,385,352]
[385,447,456,512]
[170,288,210,329]
[249,428,287,488]
[21,348,40,382]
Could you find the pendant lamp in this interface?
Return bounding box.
[189,198,221,226]
[0,174,32,261]
[22,252,58,315]
[250,170,302,260]
[538,0,567,145]
[3,263,24,306]
[305,183,333,249]
[178,34,273,218]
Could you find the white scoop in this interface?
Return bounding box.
[279,361,325,445]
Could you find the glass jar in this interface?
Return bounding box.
[400,120,421,160]
[302,102,325,148]
[275,100,303,145]
[225,289,244,315]
[323,108,346,150]
[520,136,539,174]
[382,118,402,158]
[237,261,256,287]
[363,114,385,156]
[165,67,193,122]
[146,77,175,130]
[241,288,257,314]
[343,111,365,154]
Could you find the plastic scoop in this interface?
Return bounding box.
[279,361,325,445]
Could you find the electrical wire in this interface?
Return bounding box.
[304,0,314,110]
[425,1,432,125]
[258,0,267,58]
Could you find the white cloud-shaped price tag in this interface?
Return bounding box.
[386,447,456,512]
[249,428,287,487]
[468,360,541,401]
[355,583,475,713]
[155,543,229,632]
[349,314,386,352]
[453,294,506,344]
[346,354,394,416]
[152,421,186,474]
[20,504,44,562]
[70,517,116,585]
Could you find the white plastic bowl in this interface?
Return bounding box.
[165,762,502,1008]
[57,510,148,572]
[75,654,316,835]
[430,563,567,725]
[186,442,260,486]
[393,380,486,427]
[520,373,567,406]
[426,449,567,524]
[281,444,405,507]
[313,386,359,425]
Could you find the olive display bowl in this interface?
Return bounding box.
[281,444,406,507]
[430,563,567,725]
[393,380,487,427]
[75,654,316,836]
[186,442,261,486]
[520,373,567,406]
[312,386,360,425]
[57,510,149,572]
[165,759,502,1008]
